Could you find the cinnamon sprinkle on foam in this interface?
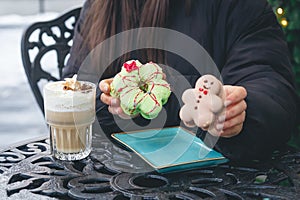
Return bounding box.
[63,74,81,91]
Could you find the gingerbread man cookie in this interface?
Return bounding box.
[179,75,225,134]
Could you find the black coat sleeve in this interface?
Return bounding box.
[216,1,299,160]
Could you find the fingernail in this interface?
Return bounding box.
[218,115,226,122]
[224,100,232,107]
[116,107,122,115]
[219,130,224,136]
[111,98,117,106]
[103,83,109,92]
[216,123,224,131]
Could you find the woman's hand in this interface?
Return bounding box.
[99,78,132,119]
[217,85,247,138]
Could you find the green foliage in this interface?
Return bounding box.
[267,0,300,148]
[268,0,300,96]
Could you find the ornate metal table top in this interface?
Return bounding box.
[1,134,300,200]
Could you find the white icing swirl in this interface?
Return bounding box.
[44,81,96,112]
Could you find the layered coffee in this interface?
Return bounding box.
[46,109,94,153]
[44,75,96,160]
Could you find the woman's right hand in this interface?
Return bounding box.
[99,78,133,119]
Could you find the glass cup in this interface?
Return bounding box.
[43,81,96,161]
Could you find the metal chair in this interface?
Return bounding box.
[21,8,81,114]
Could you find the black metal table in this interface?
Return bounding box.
[1,131,300,200]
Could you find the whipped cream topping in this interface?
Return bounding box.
[44,76,95,111]
[63,74,81,91]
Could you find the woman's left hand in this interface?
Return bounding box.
[99,78,134,119]
[216,85,247,138]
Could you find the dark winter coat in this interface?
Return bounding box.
[63,0,299,161]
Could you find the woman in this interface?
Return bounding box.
[63,0,299,161]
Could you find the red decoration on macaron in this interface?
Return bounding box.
[124,61,138,72]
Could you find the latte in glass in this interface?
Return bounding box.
[44,75,96,160]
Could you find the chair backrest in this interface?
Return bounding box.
[21,7,81,114]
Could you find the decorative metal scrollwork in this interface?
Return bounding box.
[21,8,82,113]
[1,135,300,199]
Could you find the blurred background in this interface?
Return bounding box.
[0,0,84,149]
[268,0,300,148]
[0,0,84,15]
